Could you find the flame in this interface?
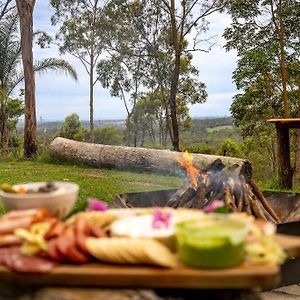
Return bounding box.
[176,151,199,189]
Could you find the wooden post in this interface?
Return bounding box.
[276,124,293,189]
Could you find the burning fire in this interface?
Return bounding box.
[176,151,200,189]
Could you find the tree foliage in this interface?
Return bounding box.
[224,0,300,188]
[0,0,15,21]
[97,0,218,149]
[225,0,300,126]
[0,10,77,158]
[44,0,110,143]
[59,113,83,140]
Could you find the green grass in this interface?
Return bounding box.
[0,160,182,214]
[206,125,233,133]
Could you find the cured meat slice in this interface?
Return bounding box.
[56,227,90,264]
[74,216,106,255]
[0,247,19,265]
[0,217,33,235]
[55,227,72,260]
[0,234,22,247]
[32,208,51,222]
[44,220,65,240]
[5,253,55,273]
[46,238,64,262]
[67,243,90,264]
[89,224,106,238]
[74,216,91,255]
[2,208,49,220]
[0,247,56,273]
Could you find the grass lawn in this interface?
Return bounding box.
[0,160,182,214]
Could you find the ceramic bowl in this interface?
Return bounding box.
[0,182,79,219]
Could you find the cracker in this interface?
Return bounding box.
[85,237,177,268]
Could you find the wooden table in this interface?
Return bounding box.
[267,119,300,189]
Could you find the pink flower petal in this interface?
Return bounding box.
[86,198,108,212]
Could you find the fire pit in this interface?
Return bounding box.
[113,156,300,225]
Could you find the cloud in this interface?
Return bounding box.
[32,3,237,121]
[189,92,235,117]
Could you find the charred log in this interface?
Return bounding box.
[165,185,196,208]
[249,179,281,223]
[224,185,237,212]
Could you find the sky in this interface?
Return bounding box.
[31,1,238,121]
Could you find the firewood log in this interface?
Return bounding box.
[224,186,237,212]
[248,195,267,220]
[249,179,280,223]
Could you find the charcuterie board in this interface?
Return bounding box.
[0,233,299,289]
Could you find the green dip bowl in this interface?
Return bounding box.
[176,215,249,268]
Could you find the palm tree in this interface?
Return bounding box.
[0,12,77,158]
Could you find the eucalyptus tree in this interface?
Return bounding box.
[155,0,228,151]
[0,12,78,158]
[98,0,210,149]
[97,0,165,146]
[45,0,110,143]
[15,0,37,158]
[224,0,300,187]
[225,0,299,119]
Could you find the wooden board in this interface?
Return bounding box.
[0,262,279,289]
[0,234,299,289]
[267,118,300,128]
[276,234,300,258]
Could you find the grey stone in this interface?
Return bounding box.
[261,284,300,300]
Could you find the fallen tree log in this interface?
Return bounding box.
[49,137,252,178]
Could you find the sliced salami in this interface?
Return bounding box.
[44,220,65,240]
[46,238,64,262]
[5,254,55,273]
[0,247,19,265]
[0,247,56,273]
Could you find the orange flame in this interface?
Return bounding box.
[176,151,199,189]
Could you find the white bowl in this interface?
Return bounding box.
[0,182,79,219]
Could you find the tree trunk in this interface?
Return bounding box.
[89,57,94,143]
[49,137,252,177]
[294,74,300,186]
[276,125,293,189]
[270,0,289,118]
[278,17,289,118]
[133,111,138,147]
[0,98,9,158]
[16,0,37,158]
[168,0,180,151]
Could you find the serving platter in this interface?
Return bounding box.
[0,233,299,289]
[0,261,280,289]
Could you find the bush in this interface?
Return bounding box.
[94,127,122,145]
[183,144,217,154]
[218,139,241,157]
